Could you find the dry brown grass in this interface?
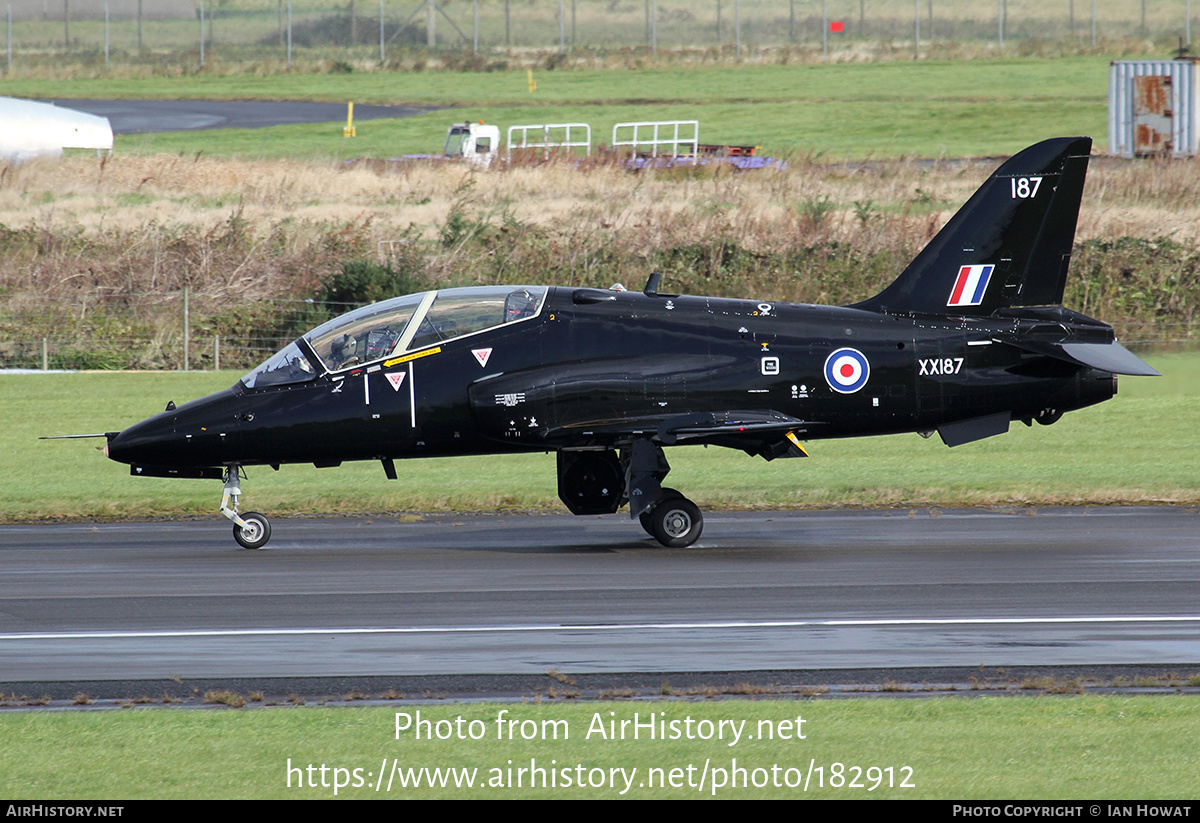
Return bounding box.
[7,151,1199,266]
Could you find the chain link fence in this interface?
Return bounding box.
[0,291,362,371]
[1,0,1197,71]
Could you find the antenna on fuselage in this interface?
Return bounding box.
[643,271,662,297]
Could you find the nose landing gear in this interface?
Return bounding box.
[220,468,272,549]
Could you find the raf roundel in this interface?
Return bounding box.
[824,347,870,394]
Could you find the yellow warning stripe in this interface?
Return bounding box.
[785,431,809,456]
[384,347,441,367]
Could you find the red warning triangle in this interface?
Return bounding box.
[472,348,493,368]
[385,372,406,391]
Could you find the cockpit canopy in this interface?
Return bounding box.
[241,285,548,389]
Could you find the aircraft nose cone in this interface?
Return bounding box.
[105,387,242,467]
[105,414,177,466]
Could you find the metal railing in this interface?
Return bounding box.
[612,120,700,158]
[506,122,592,159]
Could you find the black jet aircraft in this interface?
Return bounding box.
[89,136,1158,549]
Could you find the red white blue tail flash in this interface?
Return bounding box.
[947,264,995,307]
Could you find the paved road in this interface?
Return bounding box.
[1,507,1198,684]
[48,99,439,134]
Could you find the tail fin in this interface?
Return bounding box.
[853,137,1092,316]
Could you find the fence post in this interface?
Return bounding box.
[915,0,920,58]
[823,0,828,57]
[214,334,220,371]
[42,338,48,371]
[735,0,740,59]
[182,287,190,372]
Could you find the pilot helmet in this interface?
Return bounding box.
[330,333,357,361]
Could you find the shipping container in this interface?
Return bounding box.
[1108,59,1200,158]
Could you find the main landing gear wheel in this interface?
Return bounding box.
[639,488,682,537]
[649,495,703,548]
[233,511,272,550]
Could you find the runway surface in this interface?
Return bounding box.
[1,507,1198,686]
[48,99,439,134]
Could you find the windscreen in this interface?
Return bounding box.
[240,341,316,389]
[304,292,427,371]
[443,128,467,157]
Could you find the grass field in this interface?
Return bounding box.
[9,350,1195,522]
[2,697,1200,799]
[4,57,1116,158]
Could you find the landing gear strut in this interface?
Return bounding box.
[555,442,706,548]
[626,441,704,548]
[220,467,272,549]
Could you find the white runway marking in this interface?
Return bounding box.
[5,614,1200,642]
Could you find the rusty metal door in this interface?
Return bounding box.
[1133,75,1173,156]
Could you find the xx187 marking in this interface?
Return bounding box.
[919,357,964,376]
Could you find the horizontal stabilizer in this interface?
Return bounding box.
[1057,342,1160,376]
[1009,339,1160,376]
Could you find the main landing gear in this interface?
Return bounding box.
[557,442,705,548]
[638,488,704,548]
[221,467,272,549]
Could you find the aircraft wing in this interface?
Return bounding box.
[468,360,814,457]
[551,409,811,444]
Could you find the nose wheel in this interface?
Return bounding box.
[232,511,272,550]
[220,468,273,549]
